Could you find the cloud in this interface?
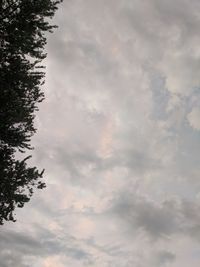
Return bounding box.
[156,250,176,265]
[187,107,200,130]
[2,0,200,266]
[0,225,91,267]
[110,192,200,241]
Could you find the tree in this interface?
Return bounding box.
[0,0,62,225]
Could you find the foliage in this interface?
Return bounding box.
[0,0,62,224]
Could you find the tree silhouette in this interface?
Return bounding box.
[0,0,62,225]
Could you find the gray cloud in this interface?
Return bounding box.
[0,225,91,266]
[156,250,176,265]
[110,192,200,242]
[3,0,200,266]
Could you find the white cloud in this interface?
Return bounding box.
[187,107,200,130]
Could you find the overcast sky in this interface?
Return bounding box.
[2,0,200,266]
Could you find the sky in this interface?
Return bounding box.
[2,0,200,266]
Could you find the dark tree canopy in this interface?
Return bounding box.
[0,0,62,225]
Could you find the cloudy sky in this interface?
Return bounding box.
[2,0,200,266]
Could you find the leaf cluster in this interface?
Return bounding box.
[0,0,62,224]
